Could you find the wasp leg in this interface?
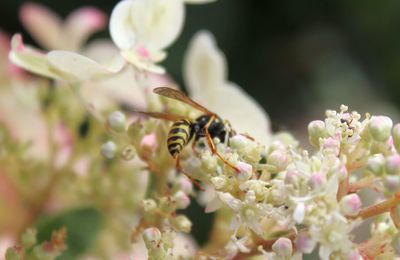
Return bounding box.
[191,140,200,156]
[240,133,255,141]
[205,116,240,173]
[176,156,204,191]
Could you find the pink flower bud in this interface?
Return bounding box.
[384,175,400,191]
[308,172,326,189]
[237,162,252,181]
[142,227,162,247]
[385,154,400,175]
[268,150,290,172]
[140,133,158,160]
[369,116,393,142]
[337,165,348,181]
[174,191,191,210]
[296,232,316,254]
[322,137,340,156]
[177,176,193,194]
[284,169,300,185]
[272,237,293,257]
[340,194,361,216]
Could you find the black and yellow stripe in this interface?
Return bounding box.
[167,120,192,158]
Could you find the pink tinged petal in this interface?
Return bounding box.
[9,34,63,79]
[340,194,361,217]
[19,3,65,50]
[296,232,316,254]
[120,49,165,74]
[308,172,327,189]
[65,7,107,50]
[47,50,123,81]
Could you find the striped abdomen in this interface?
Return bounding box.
[167,120,193,158]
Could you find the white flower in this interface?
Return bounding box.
[184,31,271,144]
[110,0,185,73]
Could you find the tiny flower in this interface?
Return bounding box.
[369,116,393,142]
[268,150,290,173]
[367,154,385,175]
[140,133,158,160]
[385,154,400,175]
[101,140,117,159]
[336,165,348,181]
[142,227,162,248]
[171,215,192,233]
[392,123,400,152]
[308,172,327,189]
[296,232,316,254]
[272,237,293,258]
[173,191,191,210]
[141,199,158,213]
[284,169,300,185]
[322,137,340,156]
[107,111,126,132]
[340,194,362,217]
[211,176,227,190]
[308,120,326,147]
[293,203,306,224]
[177,176,193,194]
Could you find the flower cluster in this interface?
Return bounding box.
[2,0,400,259]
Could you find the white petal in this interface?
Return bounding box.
[47,50,123,81]
[293,203,305,223]
[205,83,271,145]
[64,7,107,50]
[109,0,185,51]
[9,34,63,79]
[120,49,165,74]
[19,3,65,50]
[184,30,226,98]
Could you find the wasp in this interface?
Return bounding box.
[138,87,241,177]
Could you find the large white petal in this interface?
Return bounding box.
[109,0,184,51]
[9,34,63,79]
[205,83,271,145]
[47,51,124,81]
[184,31,226,98]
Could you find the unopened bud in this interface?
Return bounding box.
[385,154,400,175]
[171,215,192,233]
[272,237,293,258]
[159,197,176,214]
[392,124,400,152]
[284,169,300,185]
[140,133,158,160]
[107,111,126,132]
[308,172,326,189]
[308,120,326,147]
[340,194,362,217]
[177,176,193,194]
[237,162,252,181]
[384,175,400,191]
[367,154,385,175]
[369,116,393,142]
[101,141,117,159]
[142,227,162,248]
[173,191,191,210]
[141,199,157,213]
[296,232,316,254]
[268,150,290,173]
[121,144,136,160]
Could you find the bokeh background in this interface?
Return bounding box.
[3,0,400,140]
[2,0,400,254]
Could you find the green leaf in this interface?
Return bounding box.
[36,207,103,260]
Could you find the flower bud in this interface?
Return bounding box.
[367,154,385,175]
[308,120,326,147]
[171,215,192,233]
[268,150,290,173]
[296,232,316,254]
[308,172,326,189]
[392,124,400,152]
[272,237,293,258]
[22,228,37,248]
[229,134,249,149]
[369,116,393,142]
[336,165,348,181]
[237,162,252,181]
[141,199,157,213]
[121,144,136,160]
[140,133,158,160]
[384,175,400,191]
[173,191,190,209]
[322,137,340,156]
[284,169,300,185]
[101,141,117,159]
[385,154,400,175]
[159,197,176,214]
[107,111,126,132]
[177,176,193,194]
[340,194,361,217]
[142,227,162,248]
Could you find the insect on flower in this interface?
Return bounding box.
[138,87,242,181]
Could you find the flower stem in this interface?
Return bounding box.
[352,192,400,220]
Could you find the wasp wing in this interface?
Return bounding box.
[153,87,215,115]
[136,111,191,122]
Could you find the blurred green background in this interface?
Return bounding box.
[2,0,400,136]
